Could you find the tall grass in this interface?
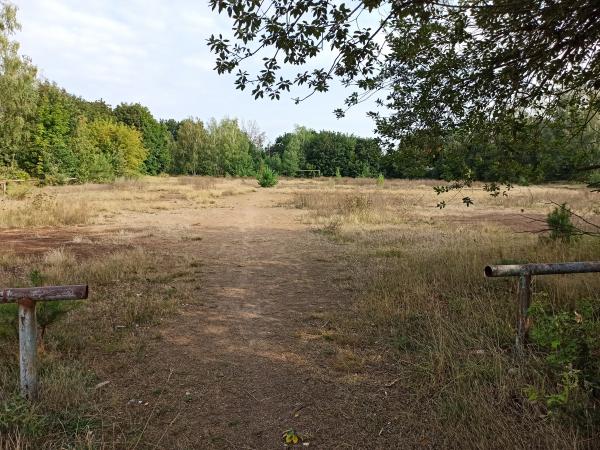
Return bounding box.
[0,192,89,228]
[0,176,259,229]
[295,188,600,447]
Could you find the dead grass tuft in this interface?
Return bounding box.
[292,190,408,230]
[0,192,90,228]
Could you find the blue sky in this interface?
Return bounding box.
[15,0,379,142]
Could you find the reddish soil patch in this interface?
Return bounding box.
[445,211,548,233]
[0,227,152,259]
[1,228,100,257]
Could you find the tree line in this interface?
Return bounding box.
[1,2,386,183]
[1,1,599,185]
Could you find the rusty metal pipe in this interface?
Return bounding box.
[485,260,600,353]
[485,261,600,278]
[1,285,88,303]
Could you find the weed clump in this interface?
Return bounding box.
[257,166,278,188]
[526,298,600,424]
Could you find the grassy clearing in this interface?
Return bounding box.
[0,190,90,228]
[0,176,598,447]
[293,185,600,447]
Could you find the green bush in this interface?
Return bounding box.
[376,173,385,187]
[257,166,278,187]
[587,171,600,190]
[0,162,29,180]
[546,203,578,242]
[0,395,47,437]
[526,298,600,423]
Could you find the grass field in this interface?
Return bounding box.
[0,176,598,448]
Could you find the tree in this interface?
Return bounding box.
[72,119,147,181]
[266,126,383,177]
[170,118,255,176]
[25,82,79,178]
[304,131,356,177]
[162,118,181,141]
[171,118,209,175]
[205,118,254,176]
[0,1,37,166]
[280,146,300,176]
[114,103,172,174]
[72,97,114,122]
[381,108,600,184]
[241,119,267,150]
[208,1,600,143]
[352,137,382,177]
[270,126,314,174]
[270,126,314,176]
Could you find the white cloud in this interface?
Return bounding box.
[181,10,227,35]
[182,55,214,72]
[37,0,135,38]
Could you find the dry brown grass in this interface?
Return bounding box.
[0,191,90,228]
[291,181,600,448]
[0,176,256,229]
[292,190,405,227]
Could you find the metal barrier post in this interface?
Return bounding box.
[485,261,600,352]
[1,285,88,400]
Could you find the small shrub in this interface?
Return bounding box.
[29,268,76,343]
[0,395,47,438]
[587,171,600,190]
[335,167,342,179]
[257,166,278,188]
[0,163,29,181]
[546,203,578,243]
[376,173,385,187]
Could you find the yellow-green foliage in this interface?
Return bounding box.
[72,118,147,181]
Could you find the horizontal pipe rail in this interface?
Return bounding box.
[485,260,600,353]
[1,285,88,303]
[485,261,600,278]
[1,283,89,400]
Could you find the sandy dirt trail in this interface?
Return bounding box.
[101,190,404,449]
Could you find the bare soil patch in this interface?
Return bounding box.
[86,191,411,448]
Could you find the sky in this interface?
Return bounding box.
[14,0,379,142]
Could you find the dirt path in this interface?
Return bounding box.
[97,190,403,449]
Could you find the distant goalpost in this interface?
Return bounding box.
[296,169,321,178]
